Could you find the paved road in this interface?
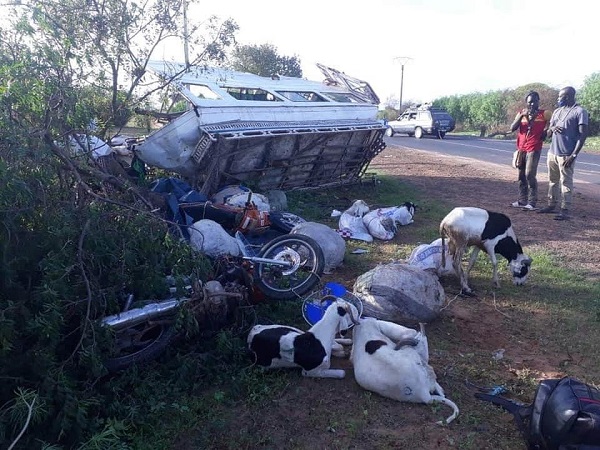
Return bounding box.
[384,134,600,187]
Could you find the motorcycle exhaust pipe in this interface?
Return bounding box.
[100,298,187,330]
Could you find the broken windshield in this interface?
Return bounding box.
[276,91,329,102]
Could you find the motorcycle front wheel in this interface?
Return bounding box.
[103,319,178,372]
[254,234,325,300]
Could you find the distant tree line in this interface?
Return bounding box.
[379,73,600,136]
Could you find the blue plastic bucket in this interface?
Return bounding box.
[302,282,362,326]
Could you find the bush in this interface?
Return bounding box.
[0,131,210,447]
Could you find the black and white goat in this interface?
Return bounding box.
[247,297,359,378]
[440,207,532,295]
[351,317,459,425]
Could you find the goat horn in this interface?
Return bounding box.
[394,338,419,350]
[346,303,360,325]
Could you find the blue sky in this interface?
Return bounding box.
[164,0,598,107]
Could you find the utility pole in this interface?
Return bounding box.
[183,0,190,67]
[394,56,412,114]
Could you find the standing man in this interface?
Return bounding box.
[538,87,589,220]
[510,91,551,210]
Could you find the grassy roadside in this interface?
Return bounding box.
[113,175,600,449]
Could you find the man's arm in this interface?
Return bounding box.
[541,109,552,140]
[573,123,588,156]
[545,109,557,138]
[510,110,526,132]
[564,123,588,168]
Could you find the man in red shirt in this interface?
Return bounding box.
[510,91,551,210]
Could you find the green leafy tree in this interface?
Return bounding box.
[378,106,400,121]
[230,43,302,77]
[2,0,238,139]
[435,95,468,129]
[579,72,600,135]
[503,83,557,123]
[433,85,558,136]
[479,91,507,131]
[0,1,236,447]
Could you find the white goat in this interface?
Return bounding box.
[440,207,532,295]
[247,297,359,378]
[351,317,459,425]
[362,202,417,240]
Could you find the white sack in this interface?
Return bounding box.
[226,192,271,212]
[338,200,373,242]
[362,203,415,240]
[69,135,113,159]
[337,218,373,242]
[353,262,445,323]
[407,238,456,277]
[290,222,345,273]
[189,219,242,258]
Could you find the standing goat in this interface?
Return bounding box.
[440,207,532,295]
[351,317,459,425]
[247,297,359,378]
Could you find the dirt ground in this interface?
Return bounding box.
[374,143,600,281]
[181,143,600,450]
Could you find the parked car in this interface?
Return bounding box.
[385,104,455,139]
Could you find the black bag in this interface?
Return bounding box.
[476,377,600,449]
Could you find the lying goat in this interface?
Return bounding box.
[338,199,373,242]
[440,207,532,295]
[247,297,359,378]
[351,317,459,425]
[362,202,417,240]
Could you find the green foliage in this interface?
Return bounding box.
[579,72,600,135]
[435,84,559,135]
[1,0,238,141]
[502,83,558,118]
[230,43,302,77]
[0,1,236,447]
[476,91,507,131]
[435,76,597,143]
[377,106,400,121]
[0,180,205,446]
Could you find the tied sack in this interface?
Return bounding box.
[407,238,455,277]
[476,376,600,450]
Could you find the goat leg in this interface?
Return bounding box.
[490,255,500,287]
[453,251,473,295]
[466,248,480,273]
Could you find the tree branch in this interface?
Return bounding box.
[7,392,37,450]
